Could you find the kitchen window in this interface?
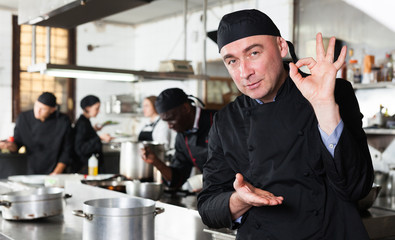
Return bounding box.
[12,16,76,122]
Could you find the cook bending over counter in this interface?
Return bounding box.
[0,92,73,175]
[141,88,216,190]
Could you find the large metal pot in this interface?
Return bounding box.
[112,141,165,181]
[0,187,68,220]
[73,197,164,240]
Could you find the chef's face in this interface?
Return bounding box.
[33,101,56,122]
[220,35,288,102]
[85,102,101,118]
[159,103,191,133]
[142,98,156,118]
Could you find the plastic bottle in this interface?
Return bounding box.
[346,59,357,83]
[88,154,98,176]
[353,61,362,84]
[383,53,393,82]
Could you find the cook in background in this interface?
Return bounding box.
[138,95,175,150]
[141,88,216,190]
[73,95,113,174]
[0,92,73,175]
[197,9,373,239]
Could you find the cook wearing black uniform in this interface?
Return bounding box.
[141,88,216,189]
[197,9,374,240]
[73,95,112,173]
[0,92,73,174]
[138,96,173,150]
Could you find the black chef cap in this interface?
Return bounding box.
[37,92,57,107]
[216,9,281,52]
[80,95,100,109]
[155,88,189,114]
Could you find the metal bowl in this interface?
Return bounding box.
[357,184,382,211]
[125,181,164,200]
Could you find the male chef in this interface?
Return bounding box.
[197,9,374,239]
[0,92,73,174]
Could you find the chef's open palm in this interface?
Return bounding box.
[289,33,347,105]
[233,173,283,207]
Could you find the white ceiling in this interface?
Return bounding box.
[0,0,240,25]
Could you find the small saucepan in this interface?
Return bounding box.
[125,181,164,200]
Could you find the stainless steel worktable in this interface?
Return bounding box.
[1,181,395,240]
[0,181,212,240]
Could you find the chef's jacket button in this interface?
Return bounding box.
[298,130,304,136]
[329,143,334,148]
[248,145,254,151]
[303,172,310,177]
[245,110,251,116]
[314,210,319,216]
[254,221,261,229]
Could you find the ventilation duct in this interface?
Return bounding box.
[18,0,152,28]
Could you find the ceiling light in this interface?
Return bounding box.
[28,63,140,82]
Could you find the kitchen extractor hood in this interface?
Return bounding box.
[18,0,153,28]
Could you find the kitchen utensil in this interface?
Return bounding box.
[73,197,164,240]
[357,184,382,211]
[0,187,70,220]
[111,141,164,181]
[125,181,164,200]
[81,174,129,192]
[82,180,130,193]
[374,171,389,196]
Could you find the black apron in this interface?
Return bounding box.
[138,118,160,142]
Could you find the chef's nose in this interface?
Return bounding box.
[239,59,253,79]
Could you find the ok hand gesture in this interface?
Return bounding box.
[288,33,346,134]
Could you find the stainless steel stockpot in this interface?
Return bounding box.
[112,141,165,181]
[0,187,66,220]
[73,197,164,240]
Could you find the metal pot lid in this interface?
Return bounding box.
[83,198,156,217]
[0,187,64,202]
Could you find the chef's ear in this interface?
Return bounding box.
[183,102,192,113]
[277,37,288,58]
[50,106,57,114]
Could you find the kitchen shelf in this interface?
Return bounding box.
[353,82,395,89]
[364,128,395,135]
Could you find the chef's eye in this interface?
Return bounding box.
[227,59,236,65]
[251,51,259,56]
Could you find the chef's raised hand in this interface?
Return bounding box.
[140,146,157,165]
[288,33,345,135]
[229,173,283,220]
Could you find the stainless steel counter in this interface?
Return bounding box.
[2,181,395,240]
[0,181,212,240]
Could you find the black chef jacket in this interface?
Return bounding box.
[14,110,73,174]
[168,108,216,189]
[197,77,374,240]
[73,114,103,173]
